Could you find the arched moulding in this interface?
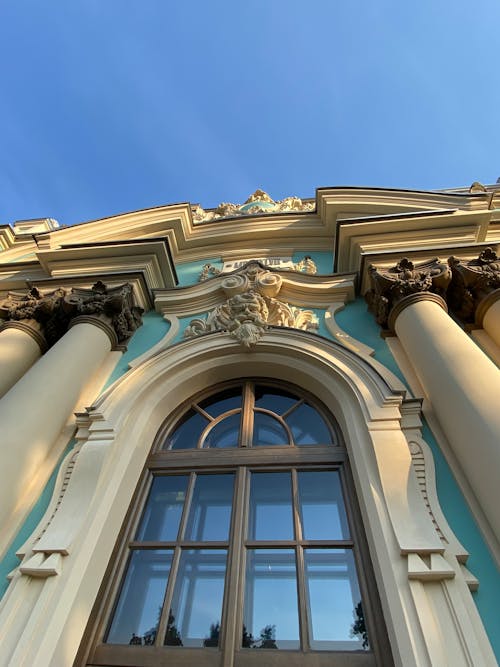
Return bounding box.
[325,302,375,357]
[0,329,495,667]
[128,314,179,370]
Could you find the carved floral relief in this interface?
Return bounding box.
[186,262,318,348]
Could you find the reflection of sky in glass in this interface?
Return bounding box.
[254,386,298,414]
[286,403,332,445]
[185,474,234,541]
[244,549,300,649]
[136,476,188,541]
[203,413,240,448]
[248,472,294,540]
[252,411,289,446]
[165,410,207,450]
[106,550,172,645]
[298,471,350,540]
[305,549,367,651]
[167,550,227,647]
[199,387,242,418]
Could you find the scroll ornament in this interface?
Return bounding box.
[365,258,451,330]
[185,262,318,348]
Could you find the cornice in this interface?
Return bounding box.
[154,262,357,317]
[335,209,492,275]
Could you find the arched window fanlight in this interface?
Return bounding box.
[162,382,339,450]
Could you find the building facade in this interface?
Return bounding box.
[0,185,499,666]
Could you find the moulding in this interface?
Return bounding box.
[475,288,500,327]
[0,319,48,353]
[155,261,357,317]
[324,302,375,357]
[128,315,179,369]
[388,292,448,333]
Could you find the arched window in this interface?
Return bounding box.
[84,380,392,666]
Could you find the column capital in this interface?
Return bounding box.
[64,281,143,349]
[447,247,500,326]
[0,319,48,353]
[0,281,144,350]
[0,287,69,347]
[366,257,451,332]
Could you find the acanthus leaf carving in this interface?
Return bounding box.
[447,247,500,324]
[365,257,451,330]
[0,281,143,347]
[185,262,318,349]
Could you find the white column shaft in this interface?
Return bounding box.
[0,326,43,398]
[395,299,500,542]
[0,322,112,554]
[482,298,500,349]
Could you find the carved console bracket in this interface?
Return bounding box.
[0,281,144,351]
[448,247,500,326]
[185,262,318,349]
[365,257,451,332]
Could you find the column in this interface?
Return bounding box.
[0,282,143,558]
[448,247,500,348]
[0,321,46,398]
[367,258,500,544]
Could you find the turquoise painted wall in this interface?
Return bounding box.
[336,297,500,659]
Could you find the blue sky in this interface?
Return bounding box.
[1,0,500,227]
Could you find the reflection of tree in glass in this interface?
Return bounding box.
[203,622,220,647]
[129,632,142,645]
[165,609,183,646]
[258,624,277,649]
[242,625,255,648]
[351,601,369,649]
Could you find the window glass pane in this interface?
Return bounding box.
[136,476,189,542]
[254,386,298,415]
[203,413,241,448]
[199,387,242,418]
[252,411,290,446]
[304,549,368,651]
[286,402,333,445]
[165,549,227,648]
[106,549,173,645]
[164,409,208,450]
[298,471,350,540]
[185,474,234,541]
[248,472,294,541]
[243,549,300,650]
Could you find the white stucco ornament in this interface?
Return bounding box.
[185,262,318,348]
[192,188,314,223]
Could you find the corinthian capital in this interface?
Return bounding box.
[447,248,500,324]
[65,281,143,343]
[366,258,451,330]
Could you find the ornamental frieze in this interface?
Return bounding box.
[447,247,500,324]
[365,258,451,330]
[0,281,143,347]
[185,262,318,348]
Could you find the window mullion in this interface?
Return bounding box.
[221,466,246,667]
[240,381,254,447]
[292,468,309,651]
[155,472,196,646]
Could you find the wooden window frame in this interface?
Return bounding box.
[80,380,393,667]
